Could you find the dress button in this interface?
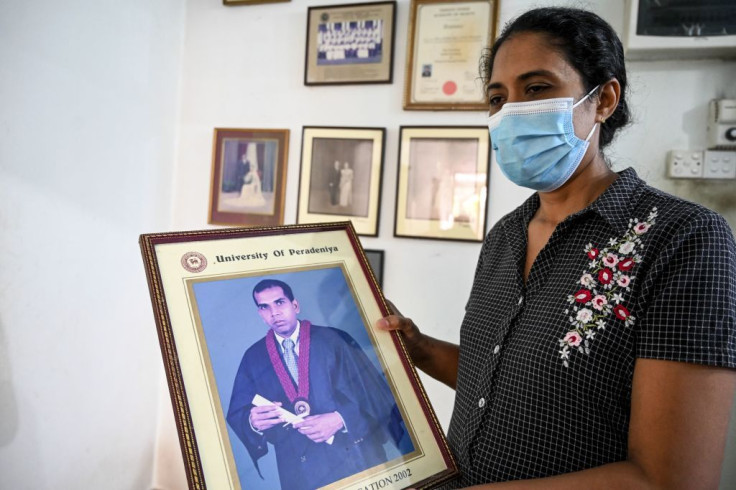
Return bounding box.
[493,344,500,354]
[478,397,486,408]
[518,296,523,305]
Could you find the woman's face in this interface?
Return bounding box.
[487,31,597,143]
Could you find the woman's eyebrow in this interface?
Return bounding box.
[487,69,557,91]
[518,69,557,81]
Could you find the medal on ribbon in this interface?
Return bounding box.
[266,321,312,415]
[294,399,311,416]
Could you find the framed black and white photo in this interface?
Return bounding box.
[139,223,458,489]
[363,249,385,288]
[305,1,397,85]
[395,126,490,242]
[297,126,385,236]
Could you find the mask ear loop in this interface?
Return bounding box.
[572,84,600,109]
[584,122,599,142]
[573,85,601,143]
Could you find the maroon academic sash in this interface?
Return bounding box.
[265,320,312,416]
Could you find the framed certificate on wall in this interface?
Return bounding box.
[403,0,498,110]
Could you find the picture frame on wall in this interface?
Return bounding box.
[364,248,385,288]
[297,126,385,236]
[395,126,490,242]
[304,1,397,85]
[223,0,290,5]
[139,223,458,490]
[208,128,289,228]
[623,0,736,60]
[403,0,498,110]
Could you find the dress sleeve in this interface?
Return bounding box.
[636,211,736,367]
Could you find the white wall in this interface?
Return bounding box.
[0,1,186,488]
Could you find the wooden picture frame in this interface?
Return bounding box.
[403,0,498,110]
[304,1,397,86]
[394,126,490,242]
[139,223,458,489]
[297,126,385,236]
[223,0,290,6]
[623,0,736,60]
[208,128,289,228]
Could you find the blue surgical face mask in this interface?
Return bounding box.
[487,86,599,192]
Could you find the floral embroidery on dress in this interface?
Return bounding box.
[558,207,658,367]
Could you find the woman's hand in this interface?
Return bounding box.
[375,300,460,389]
[376,300,426,361]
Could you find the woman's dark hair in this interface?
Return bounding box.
[483,7,630,149]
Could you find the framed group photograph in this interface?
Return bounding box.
[305,1,397,85]
[394,126,490,242]
[208,128,289,228]
[139,223,458,489]
[297,126,385,236]
[403,0,499,110]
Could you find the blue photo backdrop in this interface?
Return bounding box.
[191,266,409,489]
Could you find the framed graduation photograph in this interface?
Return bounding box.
[297,126,385,236]
[304,1,397,85]
[208,128,289,228]
[403,0,498,110]
[139,223,458,489]
[394,126,490,242]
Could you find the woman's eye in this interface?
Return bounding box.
[488,95,504,107]
[526,84,548,95]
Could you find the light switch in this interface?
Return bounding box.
[667,150,703,179]
[703,150,736,179]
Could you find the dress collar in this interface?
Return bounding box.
[505,167,644,237]
[274,320,300,351]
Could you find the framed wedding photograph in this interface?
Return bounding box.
[208,128,289,228]
[394,126,490,242]
[364,249,385,288]
[139,222,458,490]
[305,1,397,85]
[297,126,385,236]
[403,0,498,110]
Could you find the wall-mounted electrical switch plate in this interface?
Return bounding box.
[667,150,704,179]
[703,150,736,179]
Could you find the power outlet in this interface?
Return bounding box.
[667,150,703,179]
[703,150,736,179]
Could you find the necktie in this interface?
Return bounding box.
[282,338,298,385]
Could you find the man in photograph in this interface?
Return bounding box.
[227,279,406,490]
[328,160,341,206]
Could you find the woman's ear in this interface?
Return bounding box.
[597,78,620,124]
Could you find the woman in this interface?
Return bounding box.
[339,161,354,207]
[229,163,265,208]
[378,7,735,489]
